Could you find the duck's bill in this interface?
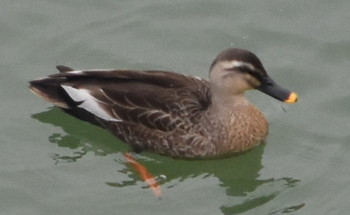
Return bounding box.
[257,76,298,103]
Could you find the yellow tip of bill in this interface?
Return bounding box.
[284,92,298,103]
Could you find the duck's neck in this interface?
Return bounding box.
[210,92,250,113]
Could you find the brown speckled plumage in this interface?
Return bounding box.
[29,48,297,159]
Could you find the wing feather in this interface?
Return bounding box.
[30,68,211,135]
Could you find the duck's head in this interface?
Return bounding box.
[209,48,298,103]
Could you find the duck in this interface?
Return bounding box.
[29,48,298,159]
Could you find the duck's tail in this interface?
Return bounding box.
[56,65,74,73]
[29,66,75,108]
[29,78,68,108]
[29,65,109,127]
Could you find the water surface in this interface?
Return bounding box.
[1,0,350,214]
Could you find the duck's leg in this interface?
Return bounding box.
[124,153,162,198]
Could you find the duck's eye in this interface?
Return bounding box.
[228,66,264,82]
[235,66,253,74]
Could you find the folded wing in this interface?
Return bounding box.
[29,66,211,134]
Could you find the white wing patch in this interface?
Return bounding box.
[67,69,116,74]
[61,85,122,122]
[68,70,83,74]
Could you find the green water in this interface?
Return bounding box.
[1,0,350,214]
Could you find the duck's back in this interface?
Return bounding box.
[29,67,212,157]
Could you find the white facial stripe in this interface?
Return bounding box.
[61,85,122,122]
[222,60,255,71]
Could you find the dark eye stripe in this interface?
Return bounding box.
[225,66,264,82]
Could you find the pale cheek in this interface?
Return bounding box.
[244,75,260,88]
